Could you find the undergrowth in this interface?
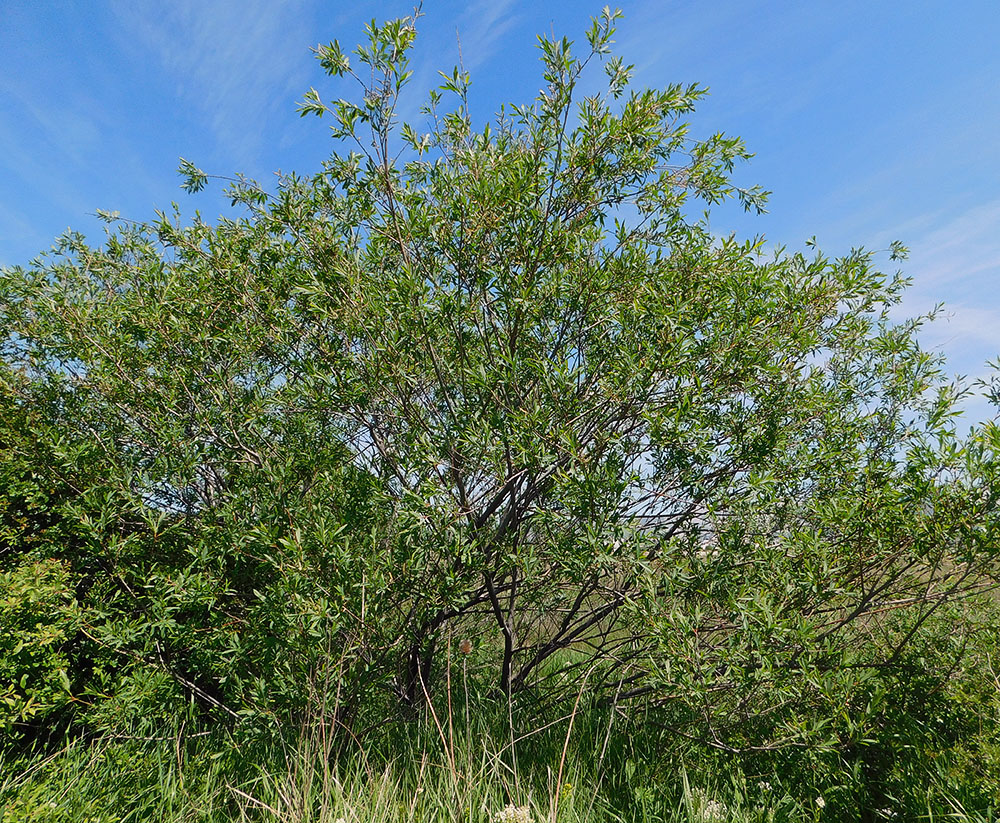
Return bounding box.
[3,685,998,823]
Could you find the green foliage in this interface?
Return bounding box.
[2,689,999,821]
[0,559,78,730]
[2,8,1000,814]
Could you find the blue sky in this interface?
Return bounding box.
[2,1,999,417]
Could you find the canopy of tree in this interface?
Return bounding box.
[2,10,998,758]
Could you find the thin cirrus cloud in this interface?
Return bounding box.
[0,84,118,266]
[892,199,1000,399]
[450,0,520,72]
[903,200,1000,292]
[108,0,314,167]
[103,0,521,167]
[388,0,522,128]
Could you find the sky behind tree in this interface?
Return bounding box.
[2,1,999,417]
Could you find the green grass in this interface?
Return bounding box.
[5,637,1000,823]
[3,694,997,823]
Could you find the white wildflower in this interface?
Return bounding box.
[692,788,728,822]
[493,805,531,823]
[701,798,728,822]
[815,795,826,809]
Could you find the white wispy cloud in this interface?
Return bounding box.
[109,0,314,166]
[388,0,520,128]
[0,117,92,217]
[0,200,50,268]
[617,0,841,116]
[888,199,1000,400]
[452,0,520,73]
[900,200,1000,291]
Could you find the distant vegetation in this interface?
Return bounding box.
[3,8,1000,821]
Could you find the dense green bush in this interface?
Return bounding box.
[2,12,999,815]
[0,558,78,731]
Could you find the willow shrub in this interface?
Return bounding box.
[2,9,999,754]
